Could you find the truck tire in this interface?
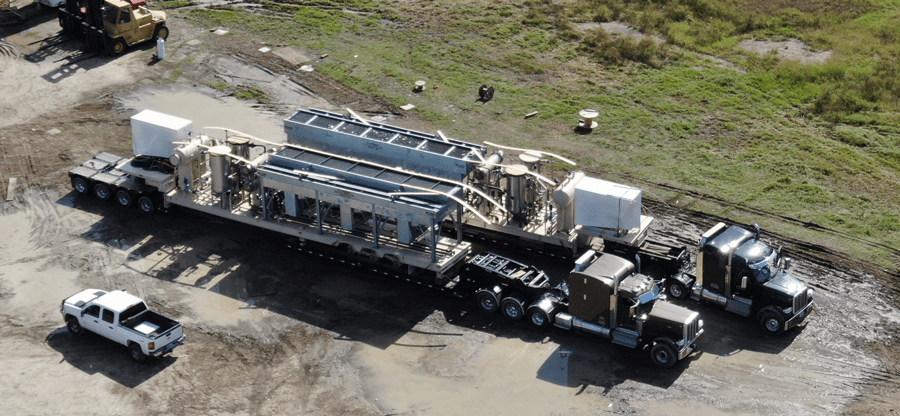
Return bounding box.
[650,341,677,368]
[129,343,148,363]
[666,280,689,300]
[138,196,155,214]
[759,310,785,335]
[475,289,500,314]
[93,183,111,200]
[108,38,127,56]
[66,317,83,336]
[154,24,169,40]
[500,295,526,321]
[527,306,552,328]
[72,177,90,194]
[642,266,664,282]
[116,190,133,207]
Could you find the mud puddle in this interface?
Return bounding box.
[118,87,291,142]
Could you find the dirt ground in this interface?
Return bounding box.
[2,9,900,416]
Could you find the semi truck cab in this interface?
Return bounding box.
[666,223,814,334]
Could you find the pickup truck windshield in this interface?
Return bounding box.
[119,302,148,323]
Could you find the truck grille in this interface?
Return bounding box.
[793,289,809,314]
[683,312,701,342]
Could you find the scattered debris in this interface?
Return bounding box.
[578,109,599,130]
[272,47,309,66]
[400,103,415,110]
[414,80,426,92]
[319,53,328,59]
[186,39,201,46]
[524,111,538,119]
[258,47,271,53]
[46,128,61,135]
[6,178,16,201]
[213,29,229,36]
[299,64,314,72]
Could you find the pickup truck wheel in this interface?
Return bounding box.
[759,311,785,335]
[116,190,133,207]
[138,196,155,214]
[475,290,500,314]
[650,341,677,368]
[108,38,126,56]
[500,295,525,321]
[129,343,148,363]
[66,317,83,336]
[667,280,689,300]
[154,24,169,40]
[93,183,111,200]
[71,177,89,194]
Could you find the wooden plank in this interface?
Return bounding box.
[6,177,16,201]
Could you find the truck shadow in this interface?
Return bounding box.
[64,192,694,390]
[45,327,176,388]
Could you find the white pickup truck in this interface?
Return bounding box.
[60,289,185,362]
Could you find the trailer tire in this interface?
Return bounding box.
[72,177,90,194]
[154,24,169,40]
[138,196,155,214]
[759,310,785,335]
[650,341,677,368]
[666,280,689,300]
[66,317,83,336]
[108,38,126,56]
[129,343,148,363]
[116,190,134,207]
[500,295,526,321]
[475,289,500,314]
[93,183,111,200]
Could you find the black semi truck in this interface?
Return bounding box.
[464,251,704,367]
[664,223,814,335]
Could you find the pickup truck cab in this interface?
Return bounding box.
[60,289,185,362]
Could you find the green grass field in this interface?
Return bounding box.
[179,0,900,272]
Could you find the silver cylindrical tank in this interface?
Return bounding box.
[209,145,232,194]
[473,151,505,183]
[170,142,200,166]
[551,171,584,231]
[519,150,542,170]
[504,164,529,214]
[227,136,251,160]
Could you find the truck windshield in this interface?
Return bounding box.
[119,301,148,324]
[103,6,119,24]
[749,250,779,283]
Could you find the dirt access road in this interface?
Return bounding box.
[2,10,900,416]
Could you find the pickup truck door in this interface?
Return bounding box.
[96,308,129,345]
[79,304,104,333]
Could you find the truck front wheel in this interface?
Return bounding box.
[666,280,689,300]
[66,317,83,336]
[759,311,785,335]
[154,24,169,40]
[650,341,677,368]
[108,38,127,56]
[129,343,148,363]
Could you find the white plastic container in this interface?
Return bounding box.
[573,176,642,230]
[131,110,192,158]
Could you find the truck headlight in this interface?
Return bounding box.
[783,307,793,316]
[807,288,814,301]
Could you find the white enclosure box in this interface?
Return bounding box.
[131,110,193,158]
[573,176,642,230]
